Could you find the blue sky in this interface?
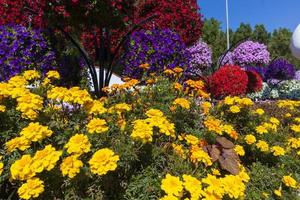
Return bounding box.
[198,0,300,32]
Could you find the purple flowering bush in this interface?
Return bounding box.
[122,29,190,79]
[187,40,212,73]
[218,51,234,66]
[243,66,268,81]
[232,40,270,66]
[0,25,57,81]
[265,59,296,80]
[294,70,300,80]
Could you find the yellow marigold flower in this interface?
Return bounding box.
[160,195,178,200]
[31,145,62,173]
[224,96,235,105]
[256,140,269,152]
[16,93,43,120]
[244,134,256,145]
[164,69,174,75]
[185,134,199,145]
[87,118,108,134]
[89,148,119,175]
[238,167,250,183]
[269,117,280,126]
[0,105,6,112]
[295,117,300,123]
[282,175,297,188]
[174,83,183,91]
[291,124,300,133]
[161,174,183,197]
[173,67,183,73]
[87,100,107,115]
[202,174,224,198]
[190,145,212,166]
[255,108,265,115]
[201,102,212,114]
[287,138,300,149]
[221,175,246,199]
[255,125,268,135]
[42,77,51,87]
[204,118,223,135]
[183,174,202,199]
[229,105,240,113]
[109,103,131,114]
[212,169,221,176]
[65,134,91,155]
[234,145,245,156]
[271,146,285,156]
[60,155,83,178]
[10,155,35,180]
[18,178,44,200]
[239,98,253,106]
[8,75,28,88]
[146,109,164,118]
[131,119,153,143]
[20,122,53,142]
[147,117,176,138]
[0,162,3,175]
[23,70,40,81]
[173,98,190,109]
[46,70,60,79]
[274,188,282,197]
[5,136,31,152]
[172,144,186,159]
[285,113,292,118]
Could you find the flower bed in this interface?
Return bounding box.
[0,68,299,199]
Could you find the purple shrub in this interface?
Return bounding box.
[294,70,300,80]
[265,59,296,80]
[187,40,212,71]
[218,51,234,66]
[243,66,268,81]
[0,25,57,81]
[232,40,270,66]
[122,29,190,79]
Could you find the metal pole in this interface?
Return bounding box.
[226,0,230,50]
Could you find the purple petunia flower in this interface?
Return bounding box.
[187,40,212,71]
[265,59,296,80]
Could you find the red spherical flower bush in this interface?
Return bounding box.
[246,70,263,93]
[208,65,249,99]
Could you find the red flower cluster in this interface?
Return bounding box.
[209,65,249,99]
[135,0,203,45]
[0,0,46,27]
[246,70,263,93]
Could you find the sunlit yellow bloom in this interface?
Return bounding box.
[23,70,40,81]
[291,124,300,133]
[282,175,297,188]
[183,174,203,199]
[204,118,223,135]
[172,144,186,159]
[212,169,221,176]
[64,134,91,155]
[89,148,119,175]
[161,174,183,197]
[46,70,60,79]
[173,98,190,109]
[19,122,53,142]
[244,134,256,145]
[10,155,35,180]
[0,162,3,175]
[87,118,108,134]
[5,136,31,152]
[255,108,265,115]
[256,140,269,152]
[229,105,240,113]
[234,145,245,156]
[269,117,280,126]
[0,105,6,112]
[173,67,183,73]
[274,188,282,197]
[60,155,83,178]
[271,146,285,156]
[160,195,179,200]
[255,125,268,134]
[185,134,199,145]
[190,145,212,166]
[18,178,44,200]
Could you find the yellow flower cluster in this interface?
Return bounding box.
[89,148,119,175]
[87,118,108,134]
[173,98,190,109]
[0,105,6,112]
[184,79,209,98]
[64,134,91,155]
[244,134,256,145]
[10,155,36,180]
[234,145,245,156]
[224,96,253,106]
[47,86,93,105]
[0,72,44,120]
[255,119,279,134]
[256,140,269,152]
[131,109,175,143]
[23,70,41,81]
[18,178,44,200]
[160,170,250,200]
[203,117,238,139]
[172,143,187,159]
[60,155,83,178]
[108,103,131,114]
[6,123,53,152]
[288,137,300,155]
[277,100,300,110]
[271,146,285,156]
[190,145,212,166]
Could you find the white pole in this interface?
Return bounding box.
[226,0,230,50]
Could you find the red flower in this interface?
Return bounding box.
[246,70,263,93]
[208,65,249,99]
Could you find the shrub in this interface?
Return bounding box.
[246,70,263,93]
[243,66,268,81]
[219,51,234,66]
[0,25,57,81]
[186,40,212,76]
[265,59,296,80]
[232,41,270,66]
[294,70,300,80]
[122,29,190,79]
[209,65,249,99]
